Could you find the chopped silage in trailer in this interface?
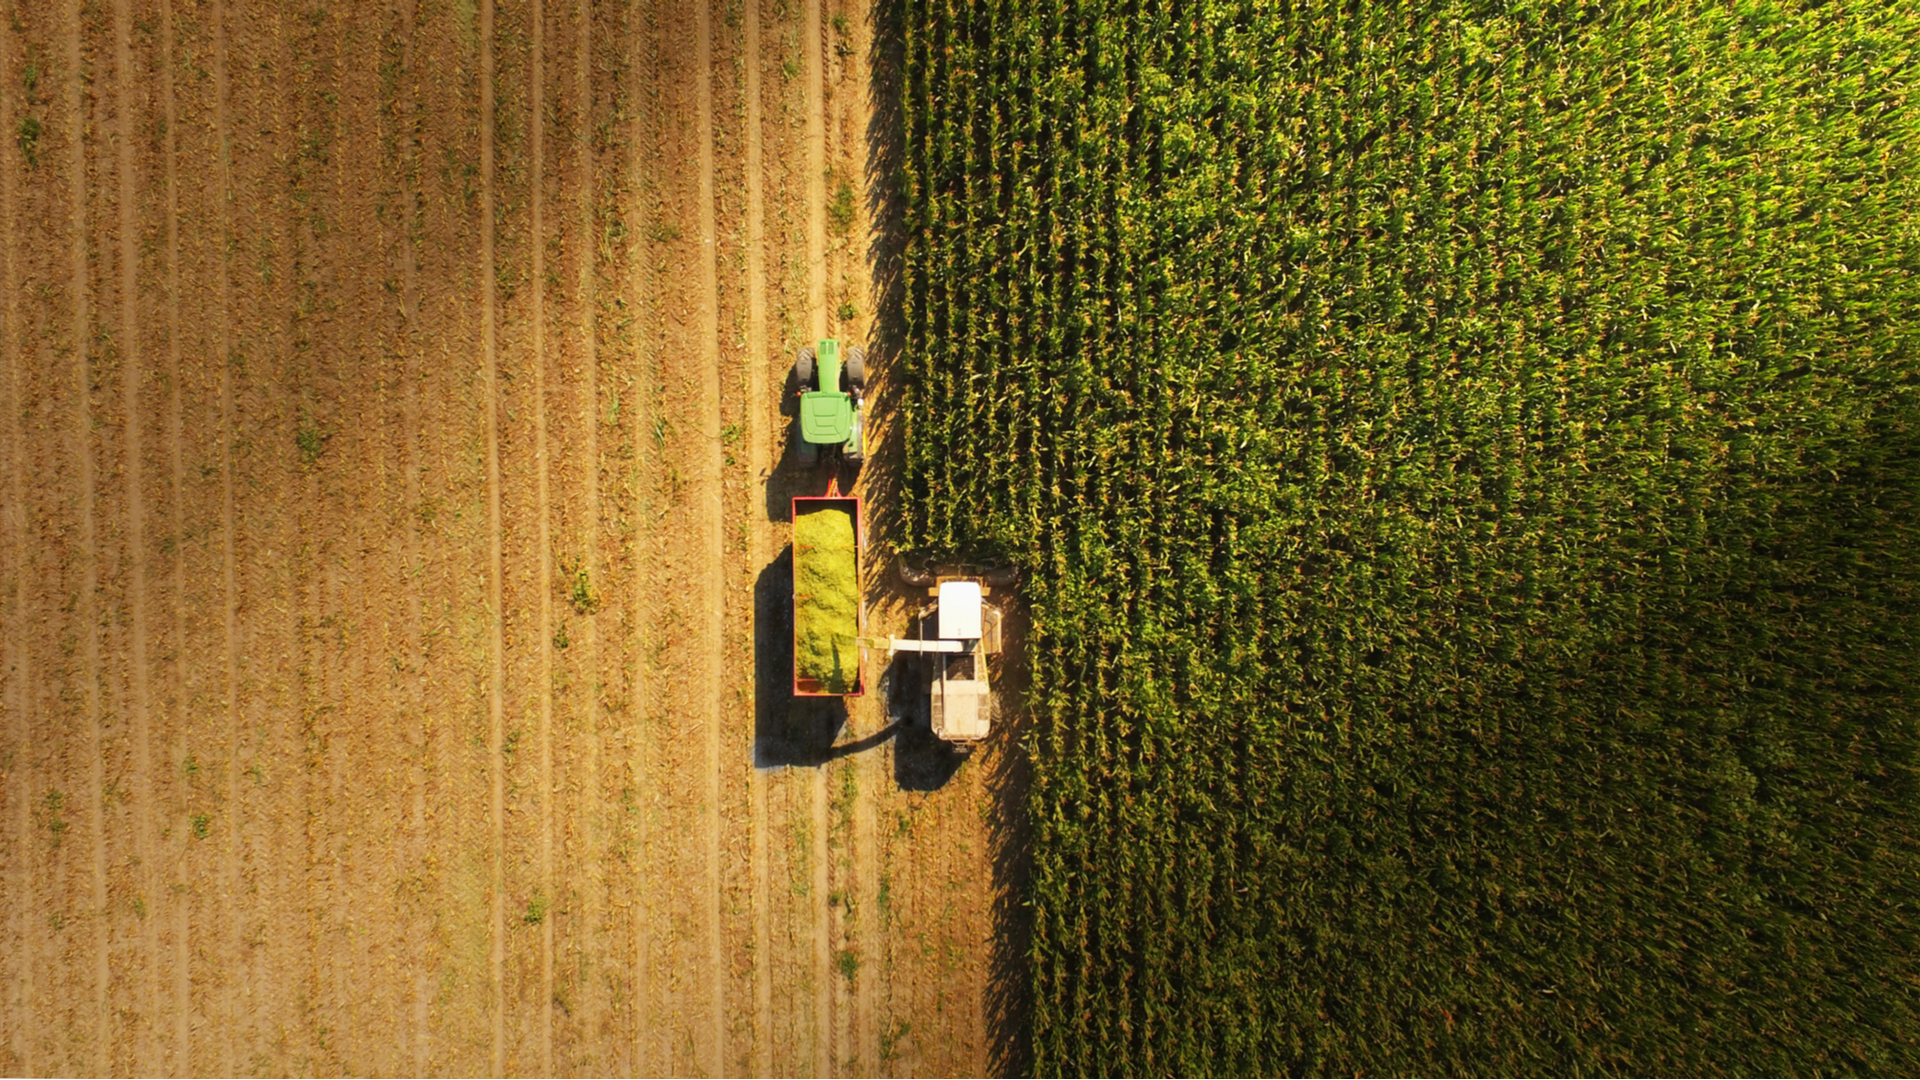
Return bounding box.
[794,504,859,693]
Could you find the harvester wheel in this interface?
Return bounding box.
[984,565,1018,588]
[898,561,936,588]
[844,347,867,390]
[794,346,816,390]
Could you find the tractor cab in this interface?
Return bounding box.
[793,338,865,467]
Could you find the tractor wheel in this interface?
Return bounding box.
[844,440,864,467]
[844,347,867,391]
[794,346,815,391]
[794,436,818,467]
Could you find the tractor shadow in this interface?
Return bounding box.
[764,366,861,523]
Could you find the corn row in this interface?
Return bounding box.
[896,0,1920,1072]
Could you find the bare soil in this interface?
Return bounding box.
[0,0,1025,1075]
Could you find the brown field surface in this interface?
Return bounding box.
[0,1,1026,1075]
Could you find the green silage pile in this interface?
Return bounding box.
[794,505,859,692]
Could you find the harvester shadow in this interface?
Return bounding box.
[882,650,966,790]
[979,597,1035,1079]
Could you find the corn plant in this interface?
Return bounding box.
[900,0,1920,1073]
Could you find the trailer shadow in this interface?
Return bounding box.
[753,550,966,788]
[754,548,838,767]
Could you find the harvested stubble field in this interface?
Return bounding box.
[0,0,1019,1075]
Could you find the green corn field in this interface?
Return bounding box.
[894,0,1920,1072]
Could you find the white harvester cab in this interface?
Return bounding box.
[930,582,990,743]
[877,578,1002,747]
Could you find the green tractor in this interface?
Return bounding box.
[792,338,865,468]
